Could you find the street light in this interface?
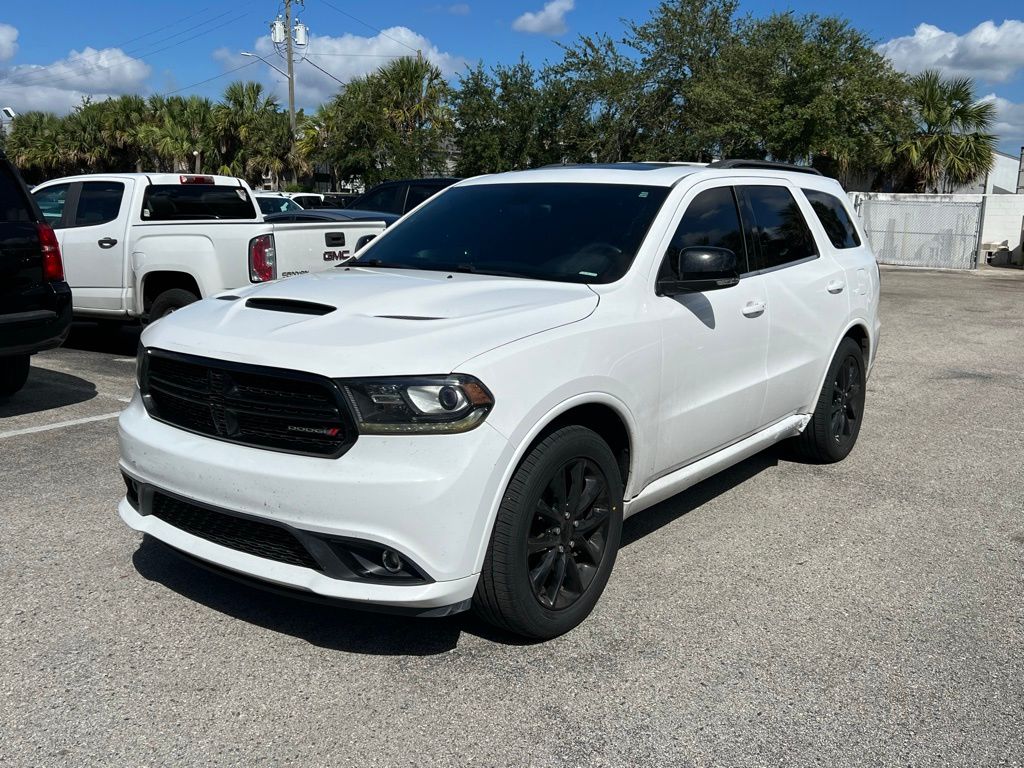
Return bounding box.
[240,51,289,80]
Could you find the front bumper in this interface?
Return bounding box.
[118,392,513,610]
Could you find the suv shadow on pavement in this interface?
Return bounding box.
[129,447,786,652]
[64,321,141,356]
[0,366,97,418]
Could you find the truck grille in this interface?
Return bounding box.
[141,349,355,458]
[150,491,322,571]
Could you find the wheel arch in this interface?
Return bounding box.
[470,393,640,575]
[140,270,202,312]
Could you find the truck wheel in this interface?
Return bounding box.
[148,289,198,322]
[474,425,624,640]
[794,337,866,463]
[0,354,31,397]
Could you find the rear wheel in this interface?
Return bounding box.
[0,354,31,397]
[148,288,198,322]
[474,426,623,639]
[795,337,866,463]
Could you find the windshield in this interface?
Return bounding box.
[354,182,670,283]
[257,196,302,214]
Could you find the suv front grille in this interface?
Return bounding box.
[150,491,321,571]
[141,349,355,458]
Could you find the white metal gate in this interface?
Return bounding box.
[849,193,984,270]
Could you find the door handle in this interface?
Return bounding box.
[741,300,766,318]
[97,237,118,249]
[826,280,845,294]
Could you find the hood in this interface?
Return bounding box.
[141,267,599,377]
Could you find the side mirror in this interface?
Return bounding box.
[354,234,377,252]
[658,246,740,294]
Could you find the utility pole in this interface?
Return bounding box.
[284,0,296,135]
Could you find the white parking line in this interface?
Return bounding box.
[0,412,121,439]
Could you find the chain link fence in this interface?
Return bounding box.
[849,193,984,270]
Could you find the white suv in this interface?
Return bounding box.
[118,161,880,639]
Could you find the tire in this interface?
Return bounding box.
[0,354,31,397]
[148,288,198,322]
[794,337,866,463]
[474,425,624,640]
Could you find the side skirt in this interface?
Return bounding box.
[623,414,810,518]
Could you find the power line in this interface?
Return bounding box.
[316,0,419,54]
[162,59,261,96]
[3,10,257,90]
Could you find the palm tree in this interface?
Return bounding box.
[890,70,996,193]
[214,81,280,178]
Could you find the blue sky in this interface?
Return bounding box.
[1,0,1022,154]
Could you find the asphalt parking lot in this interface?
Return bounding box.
[2,267,1022,767]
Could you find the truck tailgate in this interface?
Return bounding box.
[270,221,388,278]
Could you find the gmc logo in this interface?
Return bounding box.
[323,250,351,262]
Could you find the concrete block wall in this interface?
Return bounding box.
[979,194,1024,265]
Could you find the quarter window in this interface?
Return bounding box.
[74,181,124,227]
[661,186,747,281]
[802,189,861,249]
[33,184,71,228]
[743,186,818,270]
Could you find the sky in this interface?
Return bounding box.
[1,0,1022,155]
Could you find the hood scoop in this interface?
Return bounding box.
[374,314,445,321]
[245,297,336,316]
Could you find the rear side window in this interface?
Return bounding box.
[661,186,748,280]
[405,184,438,211]
[0,162,33,223]
[743,186,818,270]
[141,184,257,221]
[357,185,404,215]
[803,189,861,249]
[33,184,70,227]
[74,181,124,226]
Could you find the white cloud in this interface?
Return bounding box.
[0,23,18,61]
[512,0,574,35]
[222,27,466,110]
[879,20,1024,83]
[980,93,1024,153]
[448,3,471,14]
[0,44,151,113]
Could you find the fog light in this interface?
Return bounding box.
[381,549,403,573]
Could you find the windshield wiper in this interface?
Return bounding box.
[446,264,530,279]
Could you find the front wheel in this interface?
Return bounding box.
[474,425,624,640]
[794,337,866,463]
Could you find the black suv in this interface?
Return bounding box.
[347,177,459,216]
[0,149,72,396]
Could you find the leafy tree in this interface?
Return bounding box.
[887,70,996,192]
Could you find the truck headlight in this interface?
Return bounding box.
[338,375,494,434]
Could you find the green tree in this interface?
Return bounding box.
[888,70,996,192]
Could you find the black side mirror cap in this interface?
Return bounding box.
[658,246,740,294]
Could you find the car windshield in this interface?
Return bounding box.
[257,196,302,214]
[354,182,670,283]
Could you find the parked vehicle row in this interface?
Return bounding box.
[29,174,390,322]
[118,161,881,639]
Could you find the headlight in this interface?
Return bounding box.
[338,375,494,434]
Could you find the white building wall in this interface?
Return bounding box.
[956,151,1020,194]
[979,194,1024,264]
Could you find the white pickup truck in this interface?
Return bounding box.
[30,173,387,321]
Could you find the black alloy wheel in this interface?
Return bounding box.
[474,425,624,639]
[527,457,612,610]
[830,353,864,445]
[795,336,867,463]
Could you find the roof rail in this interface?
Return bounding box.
[706,159,822,176]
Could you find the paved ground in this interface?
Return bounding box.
[2,267,1022,767]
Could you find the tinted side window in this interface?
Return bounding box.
[743,186,818,270]
[358,185,404,214]
[803,189,861,249]
[74,181,124,226]
[0,162,34,223]
[405,184,438,211]
[661,186,747,280]
[33,184,71,228]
